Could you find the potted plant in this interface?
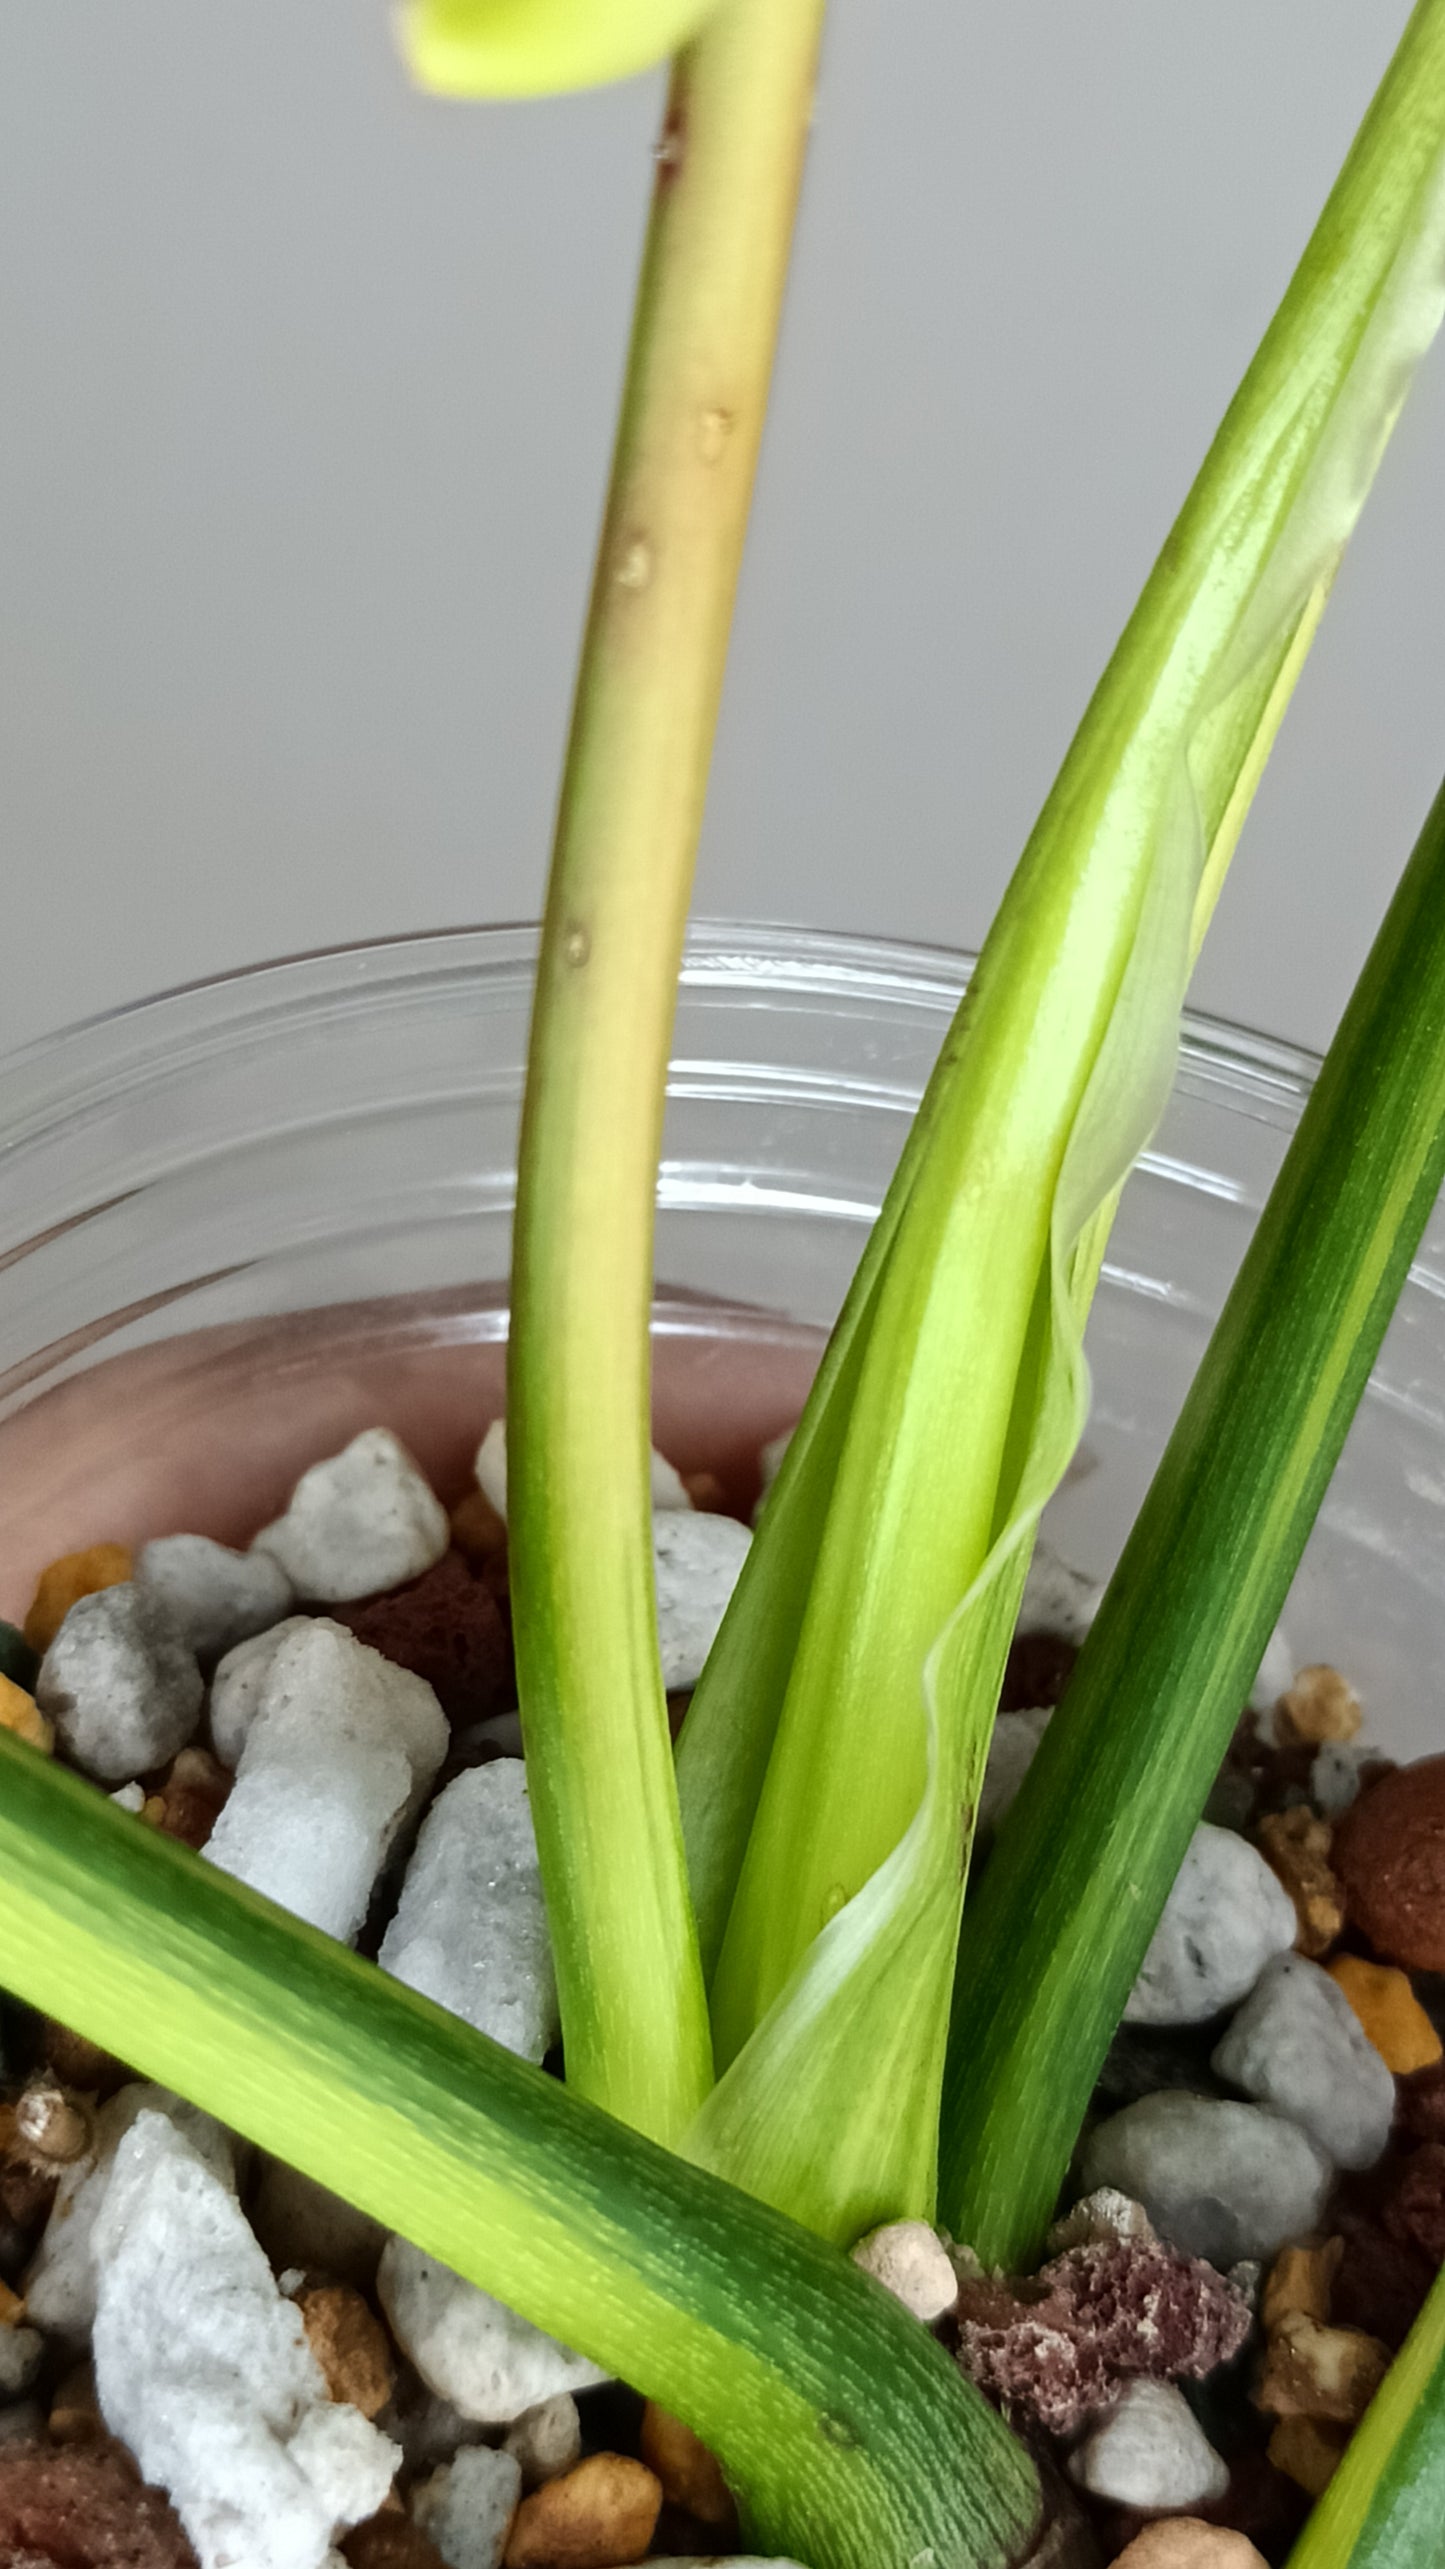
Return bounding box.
[2,3,1445,2567]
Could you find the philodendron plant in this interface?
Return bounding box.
[5,3,1445,2565]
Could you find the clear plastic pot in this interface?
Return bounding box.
[2,921,1442,1754]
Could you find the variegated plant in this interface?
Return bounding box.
[4,5,1445,2564]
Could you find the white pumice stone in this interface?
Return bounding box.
[652,1510,751,1689]
[503,2394,583,2488]
[110,1782,147,1813]
[0,2327,43,2399]
[252,1428,449,1603]
[24,2083,233,2343]
[1047,2188,1159,2254]
[377,2238,606,2425]
[1080,2091,1334,2266]
[209,1615,315,1769]
[379,1762,558,2064]
[92,2113,398,2569]
[849,2220,958,2322]
[36,1585,203,1782]
[1125,1825,1298,2026]
[1018,1542,1103,1645]
[204,1620,447,1944]
[1211,1953,1396,2170]
[979,1706,1053,1835]
[412,2446,523,2569]
[473,1418,691,1523]
[452,1710,526,1762]
[136,1533,294,1663]
[1068,2380,1229,2511]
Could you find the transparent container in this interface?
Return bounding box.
[2,921,1443,1755]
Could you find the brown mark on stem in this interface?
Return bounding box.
[697,407,735,466]
[653,102,687,190]
[615,534,655,592]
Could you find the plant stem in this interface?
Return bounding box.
[941,773,1445,2270]
[0,1738,1044,2569]
[508,0,826,2146]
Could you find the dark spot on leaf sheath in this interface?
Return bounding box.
[818,2410,861,2451]
[654,105,686,189]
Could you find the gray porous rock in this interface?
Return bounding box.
[1080,2090,1334,2266]
[1211,1952,1395,2170]
[652,1510,751,1689]
[1067,2379,1229,2510]
[37,1585,203,1782]
[203,1619,447,1944]
[135,1534,294,1664]
[1124,1824,1298,2027]
[379,1761,558,2064]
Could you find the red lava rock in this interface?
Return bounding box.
[1000,1632,1078,1713]
[1380,2139,1445,2266]
[334,1550,514,1726]
[1334,1756,1445,1972]
[1328,2204,1433,2351]
[0,2434,198,2568]
[952,2237,1251,2436]
[1398,2060,1445,2144]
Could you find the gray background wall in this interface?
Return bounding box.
[1,2,1441,1059]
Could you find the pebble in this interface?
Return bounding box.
[652,1512,751,1689]
[346,2520,451,2569]
[1274,1665,1361,1748]
[36,1585,204,1783]
[0,1670,52,1754]
[204,1620,448,1944]
[0,2323,43,2398]
[1113,2527,1267,2569]
[136,1533,294,1663]
[22,1542,132,1654]
[1080,2092,1334,2265]
[504,2395,582,2490]
[24,2083,233,2342]
[979,1705,1052,1834]
[1328,1954,1442,2073]
[1211,1952,1395,2170]
[298,2282,396,2420]
[1255,2311,1389,2424]
[1047,2189,1158,2253]
[849,2219,958,2322]
[1125,1826,1298,2027]
[92,2112,399,2569]
[379,1763,558,2063]
[1068,2379,1229,2510]
[474,1421,691,1524]
[250,2157,388,2292]
[1267,2413,1349,2498]
[1018,1542,1103,1646]
[412,2446,522,2569]
[503,2452,661,2569]
[1334,1754,1445,1971]
[0,1615,39,1690]
[377,2239,606,2425]
[1310,1740,1373,1818]
[638,2405,734,2528]
[953,2235,1249,2435]
[253,1429,450,1604]
[1256,1807,1345,1959]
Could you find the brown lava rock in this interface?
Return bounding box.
[342,2521,447,2569]
[504,2454,662,2569]
[333,1550,513,1726]
[1380,2138,1445,2266]
[953,2237,1251,2436]
[0,2435,198,2569]
[1327,2203,1433,2351]
[1398,2060,1445,2143]
[150,1750,230,1851]
[1334,1755,1445,1971]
